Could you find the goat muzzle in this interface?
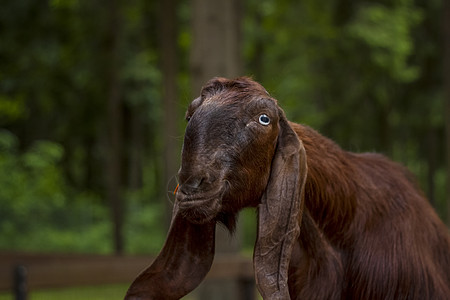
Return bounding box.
[175,180,224,224]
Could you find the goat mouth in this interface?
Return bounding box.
[176,189,223,224]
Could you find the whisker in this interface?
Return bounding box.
[166,173,181,205]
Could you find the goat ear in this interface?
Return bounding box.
[253,110,307,299]
[125,203,216,300]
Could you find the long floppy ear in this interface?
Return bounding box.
[125,202,216,300]
[253,110,307,299]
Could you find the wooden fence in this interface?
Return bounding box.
[0,252,256,298]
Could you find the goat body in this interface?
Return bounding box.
[288,123,450,299]
[125,77,450,300]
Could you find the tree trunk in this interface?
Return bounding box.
[249,6,264,82]
[127,106,143,190]
[106,0,124,254]
[444,0,450,225]
[190,0,246,298]
[190,0,242,93]
[160,0,179,227]
[426,127,436,207]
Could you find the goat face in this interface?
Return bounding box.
[176,81,280,225]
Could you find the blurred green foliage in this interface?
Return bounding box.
[0,128,165,253]
[0,130,110,252]
[0,0,447,255]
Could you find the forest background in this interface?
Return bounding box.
[1,0,449,256]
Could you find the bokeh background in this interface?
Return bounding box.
[1,0,449,298]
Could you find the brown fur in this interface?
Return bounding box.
[289,123,450,299]
[125,77,450,300]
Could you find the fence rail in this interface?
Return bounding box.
[0,252,255,297]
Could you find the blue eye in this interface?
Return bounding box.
[258,114,270,126]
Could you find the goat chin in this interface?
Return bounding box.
[177,197,221,224]
[176,187,223,224]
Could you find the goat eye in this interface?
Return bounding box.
[258,114,270,126]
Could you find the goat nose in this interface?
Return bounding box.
[179,176,206,195]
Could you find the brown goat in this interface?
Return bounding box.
[125,77,450,300]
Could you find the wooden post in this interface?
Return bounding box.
[13,265,27,300]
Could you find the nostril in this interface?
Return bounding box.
[180,176,207,195]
